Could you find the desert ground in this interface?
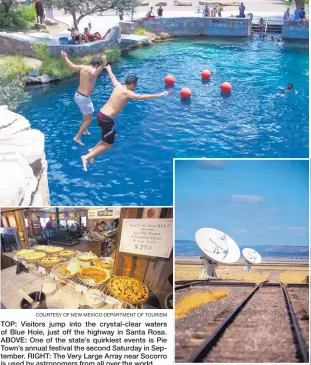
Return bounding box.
[175,257,309,283]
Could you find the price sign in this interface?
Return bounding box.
[119,219,173,258]
[75,285,87,294]
[21,260,27,267]
[38,266,46,274]
[13,256,18,262]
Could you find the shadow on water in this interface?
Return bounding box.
[201,79,211,85]
[180,98,192,106]
[220,91,231,99]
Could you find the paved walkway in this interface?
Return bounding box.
[51,1,289,33]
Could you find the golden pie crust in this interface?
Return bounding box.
[79,267,110,284]
[39,255,61,267]
[35,245,64,254]
[109,276,149,304]
[59,250,75,258]
[23,251,47,262]
[92,258,114,269]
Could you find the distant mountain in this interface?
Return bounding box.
[175,240,309,257]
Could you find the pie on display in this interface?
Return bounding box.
[23,251,47,262]
[59,250,76,258]
[16,249,35,258]
[109,276,149,304]
[92,258,114,269]
[35,245,64,254]
[52,262,80,278]
[77,252,97,262]
[79,267,110,284]
[39,255,61,267]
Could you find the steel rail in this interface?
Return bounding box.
[282,285,309,363]
[187,282,263,363]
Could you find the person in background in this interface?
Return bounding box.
[213,7,217,17]
[283,8,290,21]
[45,219,53,230]
[299,8,306,26]
[84,27,111,41]
[239,2,245,18]
[70,27,88,44]
[146,7,155,17]
[277,83,298,96]
[157,6,163,17]
[217,3,223,17]
[32,0,45,24]
[294,8,300,20]
[258,17,265,36]
[210,8,215,17]
[203,5,210,17]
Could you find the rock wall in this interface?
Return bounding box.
[134,17,251,37]
[0,32,40,57]
[282,20,309,40]
[0,26,122,58]
[0,106,50,206]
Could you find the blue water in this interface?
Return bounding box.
[18,38,309,205]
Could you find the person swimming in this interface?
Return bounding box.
[61,51,108,146]
[277,83,298,97]
[81,64,169,172]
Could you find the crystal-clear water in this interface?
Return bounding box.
[18,38,309,206]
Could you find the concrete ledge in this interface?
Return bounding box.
[282,20,309,40]
[134,17,251,37]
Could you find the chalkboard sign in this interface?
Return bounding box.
[119,219,173,258]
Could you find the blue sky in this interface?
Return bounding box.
[175,160,309,247]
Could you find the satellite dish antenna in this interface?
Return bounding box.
[242,248,262,272]
[195,228,240,279]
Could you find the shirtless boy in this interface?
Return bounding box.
[61,51,108,145]
[81,64,169,171]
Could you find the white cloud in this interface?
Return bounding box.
[232,194,266,203]
[237,228,248,233]
[287,226,308,232]
[267,226,308,232]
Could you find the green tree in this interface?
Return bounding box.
[44,0,137,30]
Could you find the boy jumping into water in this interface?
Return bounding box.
[61,51,108,146]
[81,64,169,172]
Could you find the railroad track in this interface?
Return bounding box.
[175,282,309,363]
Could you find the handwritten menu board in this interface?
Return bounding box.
[119,219,173,258]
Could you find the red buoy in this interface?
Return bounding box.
[165,75,175,85]
[220,82,232,93]
[180,88,191,99]
[201,69,211,79]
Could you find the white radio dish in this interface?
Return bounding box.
[195,228,240,279]
[242,248,262,271]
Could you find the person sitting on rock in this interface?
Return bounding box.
[70,28,88,44]
[146,7,155,17]
[84,27,105,41]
